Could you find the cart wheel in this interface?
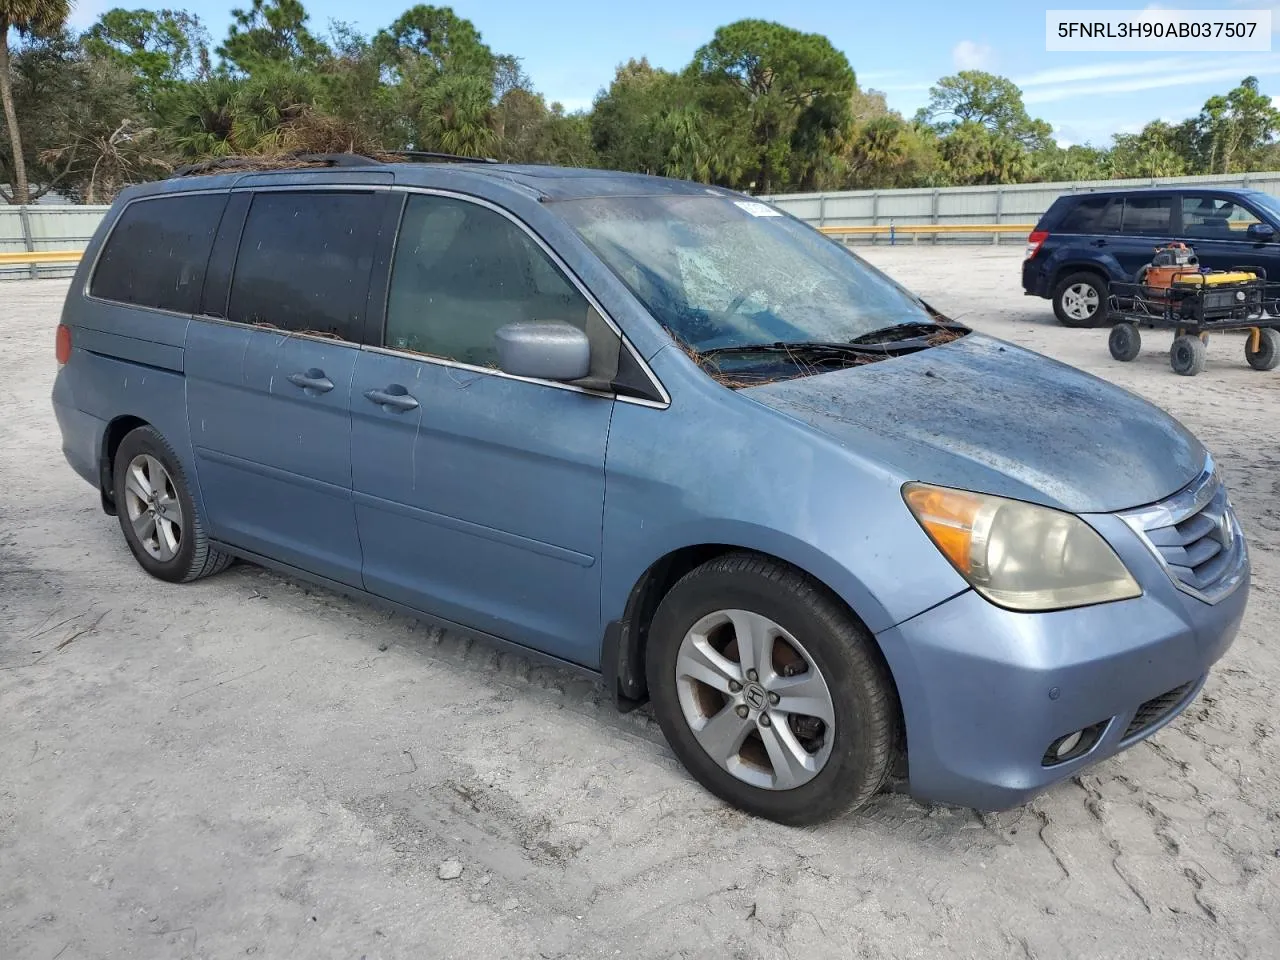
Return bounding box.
[1245,328,1280,371]
[1171,334,1207,376]
[1108,323,1142,362]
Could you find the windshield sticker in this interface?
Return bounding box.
[733,200,782,218]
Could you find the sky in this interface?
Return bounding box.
[63,0,1280,147]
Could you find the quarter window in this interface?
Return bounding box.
[227,191,384,340]
[90,193,225,313]
[1058,195,1120,234]
[384,194,592,369]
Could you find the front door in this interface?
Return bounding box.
[186,188,389,586]
[1178,193,1276,276]
[350,192,615,665]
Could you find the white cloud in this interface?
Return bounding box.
[952,40,993,71]
[1023,62,1280,104]
[1016,57,1201,87]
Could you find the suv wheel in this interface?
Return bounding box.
[112,426,233,583]
[645,552,899,825]
[1053,272,1108,327]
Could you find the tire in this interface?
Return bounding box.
[1245,328,1280,371]
[112,425,233,583]
[645,551,899,825]
[1108,322,1141,362]
[1170,334,1208,376]
[1053,272,1108,327]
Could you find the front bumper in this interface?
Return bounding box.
[876,511,1249,810]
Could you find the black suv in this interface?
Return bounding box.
[1022,187,1280,326]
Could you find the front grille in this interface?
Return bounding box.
[1123,680,1196,740]
[1121,458,1246,603]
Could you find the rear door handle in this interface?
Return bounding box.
[364,386,419,413]
[287,369,334,394]
[1091,239,1108,247]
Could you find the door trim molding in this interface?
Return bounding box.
[352,489,596,568]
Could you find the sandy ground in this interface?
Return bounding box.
[2,247,1278,960]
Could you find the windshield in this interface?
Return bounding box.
[1247,191,1280,223]
[551,195,941,353]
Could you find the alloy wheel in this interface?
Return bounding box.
[122,454,184,562]
[1062,282,1100,321]
[674,609,835,790]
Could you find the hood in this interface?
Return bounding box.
[743,334,1204,514]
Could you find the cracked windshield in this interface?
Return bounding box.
[554,195,942,354]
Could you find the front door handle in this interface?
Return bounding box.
[287,369,334,394]
[364,386,419,413]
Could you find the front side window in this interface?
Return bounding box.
[1182,195,1260,239]
[1121,196,1173,236]
[227,191,383,340]
[385,194,592,368]
[551,194,939,353]
[90,193,225,313]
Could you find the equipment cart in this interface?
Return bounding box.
[1106,242,1280,376]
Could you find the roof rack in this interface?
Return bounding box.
[379,150,499,164]
[170,150,499,179]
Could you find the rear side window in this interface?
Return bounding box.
[90,193,225,313]
[227,191,384,340]
[1057,196,1121,234]
[1121,196,1173,235]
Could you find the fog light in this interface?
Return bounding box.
[1054,731,1082,757]
[1041,721,1107,767]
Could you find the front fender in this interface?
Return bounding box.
[600,353,970,638]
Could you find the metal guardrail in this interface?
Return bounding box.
[819,223,1036,245]
[0,250,84,265]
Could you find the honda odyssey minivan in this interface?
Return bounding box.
[51,155,1249,824]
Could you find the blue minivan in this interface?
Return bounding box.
[1023,186,1280,325]
[52,157,1250,823]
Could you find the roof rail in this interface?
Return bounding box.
[378,150,499,164]
[170,150,499,178]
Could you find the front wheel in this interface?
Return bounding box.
[645,552,899,825]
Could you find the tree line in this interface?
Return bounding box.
[2,0,1279,204]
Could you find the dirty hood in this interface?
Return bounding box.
[743,334,1205,514]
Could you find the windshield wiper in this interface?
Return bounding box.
[699,340,893,359]
[847,321,964,345]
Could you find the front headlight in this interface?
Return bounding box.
[903,483,1141,611]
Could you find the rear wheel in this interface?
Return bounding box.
[646,552,899,825]
[1170,334,1208,376]
[1245,328,1280,371]
[112,426,232,583]
[1108,322,1141,361]
[1053,272,1108,327]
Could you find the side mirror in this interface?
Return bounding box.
[495,321,590,382]
[1247,222,1276,243]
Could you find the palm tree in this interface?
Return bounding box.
[1,0,72,204]
[418,73,496,157]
